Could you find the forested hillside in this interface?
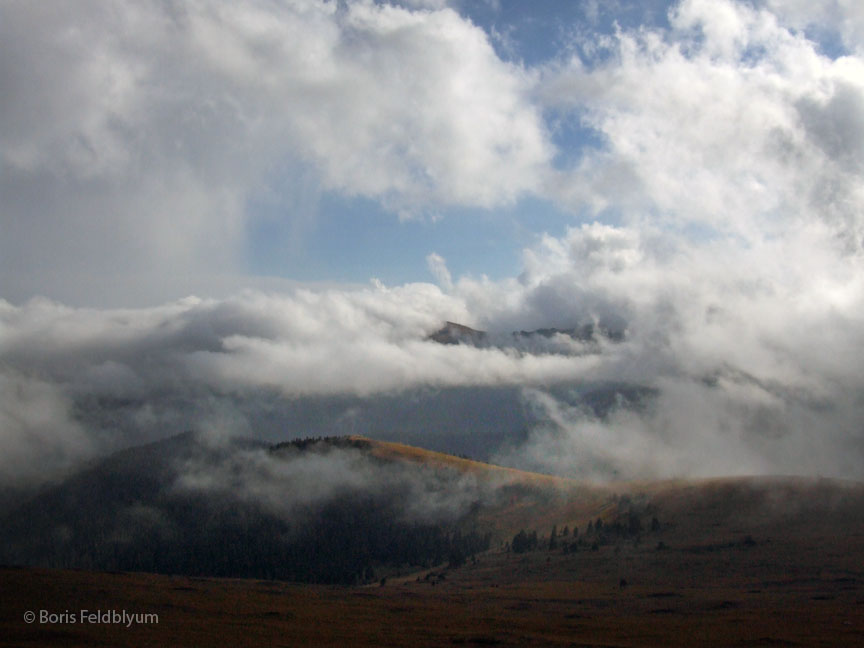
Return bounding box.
[0,434,490,584]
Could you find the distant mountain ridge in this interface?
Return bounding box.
[427,319,626,348]
[427,321,488,346]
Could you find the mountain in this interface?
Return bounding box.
[427,321,488,346]
[426,319,626,349]
[2,433,563,584]
[3,439,864,646]
[0,431,652,584]
[6,432,863,584]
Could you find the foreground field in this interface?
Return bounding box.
[3,476,864,647]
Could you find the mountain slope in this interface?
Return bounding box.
[0,433,511,583]
[7,431,861,591]
[3,466,864,647]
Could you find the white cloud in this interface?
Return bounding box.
[540,0,864,250]
[477,217,864,479]
[426,252,454,292]
[764,0,864,55]
[480,3,864,481]
[0,0,550,305]
[453,4,864,477]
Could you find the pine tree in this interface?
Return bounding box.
[512,530,530,554]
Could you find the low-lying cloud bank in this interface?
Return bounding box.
[2,215,863,485]
[0,285,593,487]
[175,438,493,526]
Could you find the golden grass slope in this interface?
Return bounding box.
[348,434,578,487]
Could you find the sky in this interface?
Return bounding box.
[1,0,864,485]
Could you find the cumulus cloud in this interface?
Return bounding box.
[0,0,550,305]
[540,0,864,247]
[764,0,864,55]
[476,0,864,480]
